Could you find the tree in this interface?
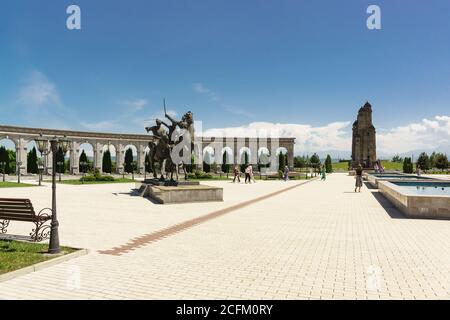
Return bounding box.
[56,147,66,173]
[434,153,449,171]
[294,156,306,168]
[241,151,249,173]
[27,146,38,174]
[102,150,112,173]
[416,152,430,171]
[7,150,16,174]
[325,154,333,173]
[79,150,88,173]
[310,153,320,172]
[278,152,286,172]
[0,146,11,174]
[392,154,403,163]
[429,152,437,168]
[403,157,413,174]
[124,148,134,173]
[145,152,152,173]
[203,151,211,173]
[221,151,231,175]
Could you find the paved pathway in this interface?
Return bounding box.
[1,174,449,299]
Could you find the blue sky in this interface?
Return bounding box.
[1,0,450,156]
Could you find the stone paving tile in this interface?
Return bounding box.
[0,174,449,300]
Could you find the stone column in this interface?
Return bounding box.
[16,137,28,175]
[93,141,103,172]
[195,140,203,171]
[137,144,146,174]
[287,144,294,170]
[233,139,239,165]
[248,138,257,165]
[70,141,80,175]
[116,144,125,174]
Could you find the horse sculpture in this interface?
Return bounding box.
[145,108,196,181]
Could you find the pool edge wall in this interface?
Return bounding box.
[379,181,450,219]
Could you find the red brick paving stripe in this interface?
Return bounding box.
[98,179,316,256]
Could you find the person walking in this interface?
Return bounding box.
[233,165,241,183]
[355,164,363,192]
[250,165,256,183]
[321,164,326,181]
[416,164,421,176]
[283,165,290,181]
[244,164,252,184]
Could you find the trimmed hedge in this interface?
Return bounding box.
[80,170,115,182]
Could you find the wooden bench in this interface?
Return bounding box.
[0,198,52,242]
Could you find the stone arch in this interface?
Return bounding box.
[276,147,288,155]
[258,147,271,166]
[221,147,233,165]
[203,146,215,165]
[79,142,94,172]
[123,144,138,173]
[239,147,252,165]
[0,137,17,150]
[102,143,117,174]
[0,137,17,175]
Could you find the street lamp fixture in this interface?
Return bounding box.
[38,160,44,186]
[36,134,49,176]
[35,134,70,254]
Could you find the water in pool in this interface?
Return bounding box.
[392,182,450,196]
[372,174,432,179]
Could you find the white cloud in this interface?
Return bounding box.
[193,82,220,102]
[80,120,119,131]
[203,115,450,157]
[377,116,450,155]
[18,71,61,108]
[123,99,148,112]
[203,121,352,155]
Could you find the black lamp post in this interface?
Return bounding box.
[36,134,70,254]
[38,161,44,186]
[16,161,22,184]
[122,162,125,179]
[0,162,5,182]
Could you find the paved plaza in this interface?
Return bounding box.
[0,173,449,299]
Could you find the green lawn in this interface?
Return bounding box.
[0,240,77,275]
[0,182,36,188]
[332,162,350,171]
[331,161,411,172]
[51,178,136,185]
[380,160,405,171]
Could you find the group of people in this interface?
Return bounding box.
[373,160,385,173]
[232,165,256,183]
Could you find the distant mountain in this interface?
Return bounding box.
[294,150,352,161]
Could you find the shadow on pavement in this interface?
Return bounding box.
[112,190,162,204]
[367,189,407,219]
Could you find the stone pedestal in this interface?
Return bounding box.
[136,180,223,204]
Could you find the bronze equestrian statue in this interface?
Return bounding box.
[145,104,196,181]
